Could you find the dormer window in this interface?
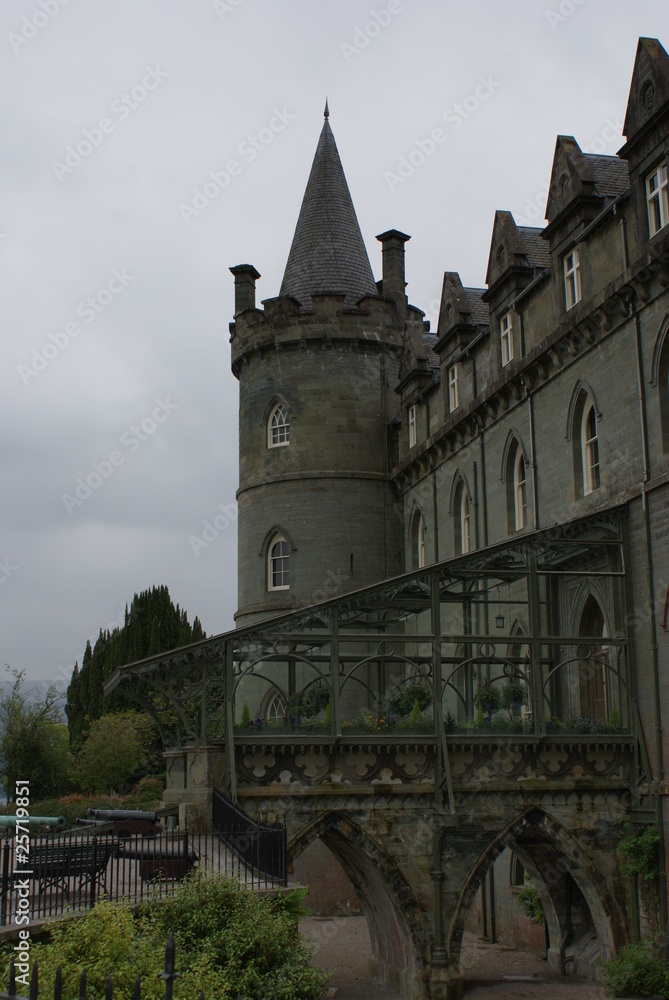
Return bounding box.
[500,313,514,367]
[408,405,417,448]
[448,364,459,412]
[564,248,581,310]
[647,162,668,238]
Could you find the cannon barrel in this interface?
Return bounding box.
[0,815,66,828]
[87,809,158,822]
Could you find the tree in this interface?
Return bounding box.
[65,586,206,745]
[0,668,71,800]
[75,711,156,794]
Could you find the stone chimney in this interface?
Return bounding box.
[376,230,410,311]
[230,264,261,314]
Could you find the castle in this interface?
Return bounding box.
[111,37,669,998]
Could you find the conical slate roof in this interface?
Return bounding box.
[280,115,377,308]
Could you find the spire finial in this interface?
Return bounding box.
[324,98,329,120]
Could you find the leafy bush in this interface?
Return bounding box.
[517,876,545,926]
[603,939,669,997]
[618,824,661,880]
[75,712,156,794]
[500,681,526,717]
[474,685,501,716]
[387,682,432,718]
[291,682,330,720]
[3,874,328,1000]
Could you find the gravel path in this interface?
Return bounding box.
[301,917,609,1000]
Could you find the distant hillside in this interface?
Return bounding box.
[65,585,205,745]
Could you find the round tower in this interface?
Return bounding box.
[230,109,415,625]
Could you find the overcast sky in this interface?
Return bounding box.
[1,0,666,698]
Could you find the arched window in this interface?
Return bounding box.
[581,402,600,494]
[453,479,471,555]
[504,438,528,534]
[569,385,600,498]
[653,319,669,451]
[268,403,290,448]
[514,449,527,531]
[412,510,426,569]
[264,690,288,722]
[268,534,290,590]
[578,595,609,721]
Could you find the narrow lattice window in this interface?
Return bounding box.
[268,404,290,448]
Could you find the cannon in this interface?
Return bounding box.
[87,809,158,837]
[0,815,66,829]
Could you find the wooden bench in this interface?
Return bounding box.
[13,838,117,898]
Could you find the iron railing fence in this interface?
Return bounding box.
[0,827,284,928]
[0,935,282,999]
[212,788,287,885]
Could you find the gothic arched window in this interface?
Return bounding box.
[581,402,600,495]
[268,534,290,590]
[268,403,290,448]
[412,510,426,569]
[578,595,609,721]
[454,479,471,555]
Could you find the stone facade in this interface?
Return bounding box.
[118,34,669,1000]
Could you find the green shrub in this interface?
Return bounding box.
[3,874,328,1000]
[500,681,526,717]
[603,939,669,997]
[517,876,545,925]
[240,702,251,728]
[474,685,501,716]
[387,682,432,717]
[619,825,661,880]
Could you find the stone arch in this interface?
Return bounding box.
[289,812,431,997]
[446,807,627,974]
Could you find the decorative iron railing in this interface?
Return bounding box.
[212,788,287,885]
[0,828,282,928]
[103,510,649,802]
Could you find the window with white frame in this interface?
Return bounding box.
[564,248,582,310]
[647,162,669,237]
[581,403,600,495]
[268,534,290,590]
[500,313,514,367]
[513,448,527,532]
[268,403,290,448]
[448,364,459,412]
[408,405,417,448]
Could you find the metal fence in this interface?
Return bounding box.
[0,935,282,999]
[212,788,287,886]
[0,826,284,928]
